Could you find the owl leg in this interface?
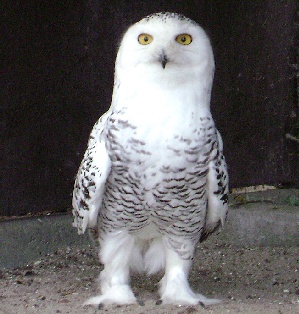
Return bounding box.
[158,243,220,306]
[84,231,137,306]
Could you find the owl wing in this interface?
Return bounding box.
[72,112,112,234]
[200,130,229,242]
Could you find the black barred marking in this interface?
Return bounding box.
[187,169,208,177]
[184,148,201,155]
[117,119,137,129]
[131,146,152,155]
[156,189,168,195]
[221,193,229,203]
[200,117,211,121]
[143,12,197,26]
[79,199,88,210]
[83,186,90,199]
[166,203,189,209]
[167,145,181,155]
[128,138,146,146]
[165,183,186,190]
[180,138,192,145]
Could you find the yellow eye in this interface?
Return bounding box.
[176,34,192,45]
[138,33,153,45]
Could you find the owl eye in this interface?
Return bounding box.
[138,33,153,45]
[176,34,192,45]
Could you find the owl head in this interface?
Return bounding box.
[115,12,214,82]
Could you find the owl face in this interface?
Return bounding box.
[116,13,214,75]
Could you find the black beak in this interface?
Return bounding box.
[160,53,169,69]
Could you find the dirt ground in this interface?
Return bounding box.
[0,242,298,314]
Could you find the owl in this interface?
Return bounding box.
[72,12,228,307]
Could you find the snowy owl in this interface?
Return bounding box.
[72,12,228,307]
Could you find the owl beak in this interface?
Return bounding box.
[159,52,169,69]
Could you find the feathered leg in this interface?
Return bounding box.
[84,231,138,306]
[158,241,220,306]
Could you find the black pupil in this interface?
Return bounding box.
[144,36,148,42]
[181,36,186,42]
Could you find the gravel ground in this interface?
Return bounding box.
[1,242,298,314]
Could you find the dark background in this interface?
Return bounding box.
[1,0,298,216]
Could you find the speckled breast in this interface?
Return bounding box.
[99,109,218,240]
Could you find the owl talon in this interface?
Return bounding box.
[198,301,205,308]
[97,303,103,310]
[84,284,137,306]
[156,299,163,305]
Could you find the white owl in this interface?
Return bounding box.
[72,12,228,307]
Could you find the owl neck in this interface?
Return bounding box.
[112,65,213,116]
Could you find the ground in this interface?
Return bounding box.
[0,242,298,314]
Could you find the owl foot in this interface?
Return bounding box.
[158,291,220,306]
[159,271,221,306]
[159,246,221,306]
[83,284,137,306]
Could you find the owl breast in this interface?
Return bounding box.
[99,107,218,244]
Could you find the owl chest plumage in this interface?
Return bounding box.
[100,106,218,240]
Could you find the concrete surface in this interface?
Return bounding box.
[0,189,298,269]
[0,215,89,269]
